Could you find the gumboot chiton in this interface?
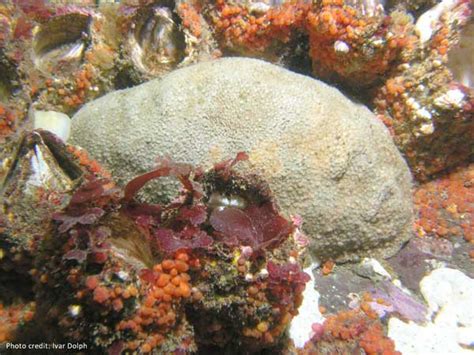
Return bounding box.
[70,58,413,261]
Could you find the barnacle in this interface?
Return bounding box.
[1,130,83,249]
[125,5,186,77]
[0,130,87,326]
[32,13,91,75]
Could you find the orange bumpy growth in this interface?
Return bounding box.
[178,3,202,37]
[0,302,35,343]
[115,252,192,352]
[414,164,473,243]
[67,145,112,178]
[212,1,309,52]
[305,1,415,87]
[0,104,17,138]
[307,309,400,355]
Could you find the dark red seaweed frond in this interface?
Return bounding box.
[267,261,310,304]
[213,151,249,180]
[155,227,213,253]
[209,202,294,252]
[123,157,195,203]
[52,207,104,233]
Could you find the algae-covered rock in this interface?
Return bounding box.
[70,58,413,261]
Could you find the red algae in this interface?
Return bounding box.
[13,0,52,21]
[1,152,305,353]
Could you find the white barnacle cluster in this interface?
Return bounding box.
[404,97,435,136]
[434,88,466,109]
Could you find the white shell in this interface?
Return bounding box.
[415,0,458,44]
[33,110,71,142]
[334,40,350,54]
[289,262,324,348]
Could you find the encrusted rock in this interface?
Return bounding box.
[70,58,413,261]
[388,268,474,353]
